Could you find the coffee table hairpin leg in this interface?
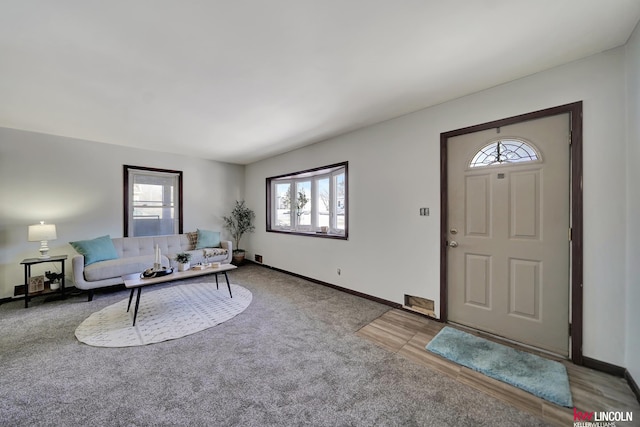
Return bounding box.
[127,289,135,312]
[214,272,233,298]
[127,288,142,326]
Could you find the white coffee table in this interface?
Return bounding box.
[122,263,237,326]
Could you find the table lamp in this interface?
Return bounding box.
[28,221,57,258]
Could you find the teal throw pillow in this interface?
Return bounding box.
[195,229,221,249]
[70,235,119,266]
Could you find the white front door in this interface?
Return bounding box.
[447,113,570,356]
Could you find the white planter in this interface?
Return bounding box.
[177,262,190,272]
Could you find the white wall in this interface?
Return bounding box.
[245,47,629,366]
[0,128,244,299]
[625,22,640,382]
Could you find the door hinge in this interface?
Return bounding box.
[569,227,572,241]
[569,131,572,145]
[569,323,572,337]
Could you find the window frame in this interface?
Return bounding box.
[123,165,183,237]
[266,162,348,240]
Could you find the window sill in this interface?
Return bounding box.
[267,229,348,240]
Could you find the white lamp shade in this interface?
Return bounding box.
[28,223,57,241]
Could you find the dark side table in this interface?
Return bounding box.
[20,255,67,308]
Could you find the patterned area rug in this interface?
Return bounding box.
[426,326,573,407]
[75,282,252,347]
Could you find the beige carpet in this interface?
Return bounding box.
[2,265,553,426]
[75,282,252,347]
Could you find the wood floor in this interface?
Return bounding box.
[356,309,640,427]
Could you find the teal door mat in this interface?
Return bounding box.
[426,326,573,407]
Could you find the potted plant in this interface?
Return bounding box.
[223,200,255,265]
[174,252,192,272]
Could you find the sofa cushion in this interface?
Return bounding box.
[70,235,119,266]
[195,229,220,249]
[186,232,198,250]
[84,255,166,282]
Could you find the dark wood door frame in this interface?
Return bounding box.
[440,101,584,365]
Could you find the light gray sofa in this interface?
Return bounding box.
[71,233,232,301]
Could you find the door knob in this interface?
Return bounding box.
[449,241,458,248]
[450,228,458,234]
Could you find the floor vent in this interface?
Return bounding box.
[404,294,436,317]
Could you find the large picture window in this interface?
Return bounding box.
[124,165,183,237]
[267,162,348,239]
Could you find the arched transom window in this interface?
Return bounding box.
[470,139,540,168]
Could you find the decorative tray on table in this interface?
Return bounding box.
[140,267,174,279]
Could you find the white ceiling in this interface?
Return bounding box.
[1,1,639,164]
